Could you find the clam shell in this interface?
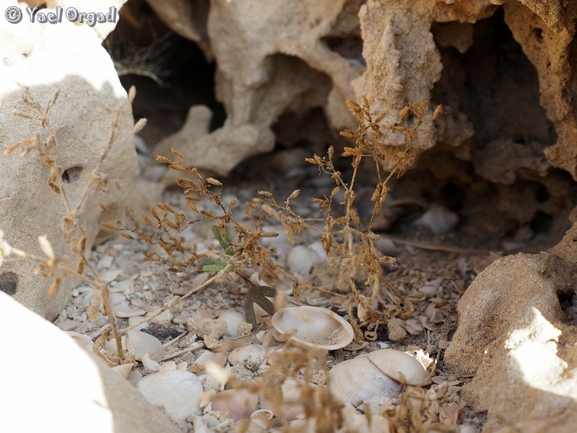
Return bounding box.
[271,306,354,350]
[329,356,402,406]
[211,389,258,420]
[368,349,432,386]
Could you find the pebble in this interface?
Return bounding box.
[136,370,203,423]
[110,279,134,293]
[114,303,146,318]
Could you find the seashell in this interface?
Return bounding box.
[368,349,432,386]
[136,370,203,422]
[210,389,259,420]
[141,353,159,371]
[271,306,354,350]
[286,246,322,276]
[414,204,458,235]
[104,330,164,362]
[218,310,245,337]
[193,351,227,375]
[114,302,146,318]
[228,344,269,366]
[249,409,273,429]
[127,330,164,362]
[329,356,402,406]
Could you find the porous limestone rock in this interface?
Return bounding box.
[445,236,577,431]
[0,1,139,320]
[0,291,181,433]
[158,0,366,176]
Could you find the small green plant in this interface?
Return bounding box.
[113,97,442,343]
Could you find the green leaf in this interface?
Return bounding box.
[244,285,279,330]
[200,257,232,272]
[212,225,234,256]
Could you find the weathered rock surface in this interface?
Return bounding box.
[445,229,577,431]
[0,291,181,433]
[0,1,139,320]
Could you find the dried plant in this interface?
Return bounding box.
[1,85,146,365]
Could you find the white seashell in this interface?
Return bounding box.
[218,310,245,337]
[127,330,164,362]
[210,389,258,420]
[127,316,149,330]
[271,306,354,350]
[194,351,227,375]
[414,204,458,235]
[159,361,177,372]
[114,302,146,318]
[141,353,159,372]
[420,278,443,295]
[368,349,432,386]
[307,241,327,261]
[329,356,402,405]
[136,370,203,422]
[249,409,273,429]
[286,246,322,276]
[228,344,269,366]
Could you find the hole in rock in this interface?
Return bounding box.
[103,1,224,148]
[322,35,365,67]
[62,166,82,184]
[0,272,18,296]
[532,28,543,43]
[529,211,553,235]
[421,7,569,246]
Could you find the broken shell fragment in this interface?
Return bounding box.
[271,306,354,350]
[368,349,432,386]
[329,356,402,406]
[228,344,269,366]
[136,370,203,423]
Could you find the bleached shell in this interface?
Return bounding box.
[218,310,245,337]
[136,370,203,423]
[228,344,269,366]
[368,349,432,386]
[104,330,164,362]
[286,245,322,275]
[210,389,259,420]
[127,330,164,362]
[329,356,402,406]
[271,306,354,350]
[249,409,273,429]
[414,204,458,236]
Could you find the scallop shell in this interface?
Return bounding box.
[271,306,354,350]
[329,356,402,406]
[368,349,432,386]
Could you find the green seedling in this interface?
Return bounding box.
[202,224,278,330]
